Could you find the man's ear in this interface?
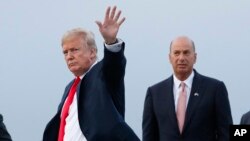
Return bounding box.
[194,53,197,64]
[90,48,97,61]
[168,53,172,64]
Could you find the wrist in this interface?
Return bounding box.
[105,39,118,45]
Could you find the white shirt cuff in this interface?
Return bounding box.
[105,38,123,52]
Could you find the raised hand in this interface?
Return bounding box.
[96,6,125,44]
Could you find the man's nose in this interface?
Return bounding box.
[179,53,185,60]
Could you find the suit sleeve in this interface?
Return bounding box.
[215,82,233,141]
[103,42,126,89]
[0,115,12,141]
[103,42,126,118]
[240,111,250,125]
[240,113,246,124]
[142,87,159,141]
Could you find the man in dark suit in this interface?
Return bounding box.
[240,111,250,124]
[142,36,233,141]
[0,114,12,141]
[43,6,139,141]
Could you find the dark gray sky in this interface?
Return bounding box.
[1,0,250,140]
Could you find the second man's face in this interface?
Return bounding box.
[169,37,196,80]
[62,37,95,76]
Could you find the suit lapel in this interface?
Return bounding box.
[58,80,74,111]
[77,76,85,102]
[163,77,179,130]
[183,71,204,131]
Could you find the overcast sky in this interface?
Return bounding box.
[1,0,250,141]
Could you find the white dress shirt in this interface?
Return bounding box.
[173,71,194,112]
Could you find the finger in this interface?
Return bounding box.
[110,6,117,19]
[114,10,121,22]
[105,6,111,21]
[95,21,102,29]
[118,17,126,26]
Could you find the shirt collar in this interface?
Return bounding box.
[173,70,194,89]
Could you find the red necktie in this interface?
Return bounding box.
[58,77,81,141]
[176,82,187,133]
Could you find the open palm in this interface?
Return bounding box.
[96,6,125,44]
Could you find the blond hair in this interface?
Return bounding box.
[61,28,97,52]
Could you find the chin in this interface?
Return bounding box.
[177,69,189,74]
[69,68,78,74]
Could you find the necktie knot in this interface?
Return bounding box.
[73,76,81,88]
[180,82,186,92]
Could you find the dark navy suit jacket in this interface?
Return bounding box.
[0,114,12,141]
[43,43,140,141]
[240,111,250,125]
[142,70,233,141]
